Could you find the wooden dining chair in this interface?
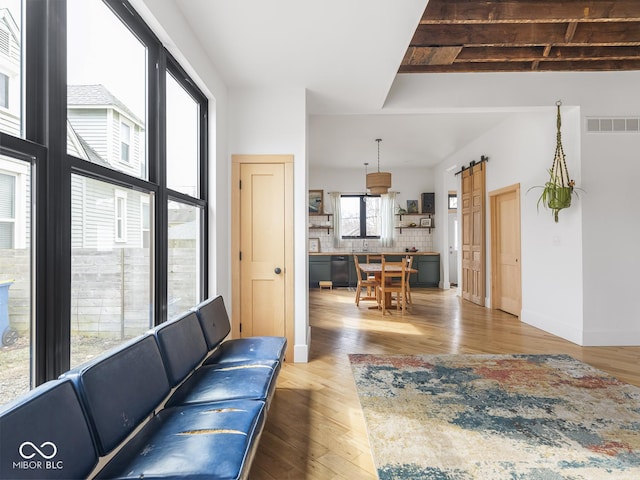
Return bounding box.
[353,255,378,306]
[366,254,383,263]
[365,254,383,294]
[391,255,413,305]
[377,257,407,315]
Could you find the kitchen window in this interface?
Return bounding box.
[340,194,380,239]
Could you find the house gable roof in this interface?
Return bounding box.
[67,84,145,127]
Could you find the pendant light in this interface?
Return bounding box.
[366,138,392,194]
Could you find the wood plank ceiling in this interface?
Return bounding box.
[400,0,640,73]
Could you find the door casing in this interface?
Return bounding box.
[490,183,522,317]
[231,155,294,362]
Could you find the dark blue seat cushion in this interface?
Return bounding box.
[166,360,279,408]
[0,378,98,479]
[154,310,208,386]
[204,336,287,366]
[194,295,231,350]
[62,334,171,456]
[95,399,266,480]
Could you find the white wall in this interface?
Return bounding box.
[228,87,309,361]
[413,71,640,346]
[435,110,585,343]
[581,132,640,344]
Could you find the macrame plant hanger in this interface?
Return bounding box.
[547,100,575,222]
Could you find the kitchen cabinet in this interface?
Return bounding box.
[309,253,439,288]
[414,255,440,287]
[309,255,331,287]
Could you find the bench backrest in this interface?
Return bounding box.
[62,334,170,456]
[194,295,231,350]
[0,378,98,479]
[154,310,209,387]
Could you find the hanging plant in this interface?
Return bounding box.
[530,101,581,223]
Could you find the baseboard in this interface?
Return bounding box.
[520,309,584,346]
[582,330,640,346]
[293,326,311,363]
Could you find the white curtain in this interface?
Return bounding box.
[330,192,342,248]
[380,191,396,247]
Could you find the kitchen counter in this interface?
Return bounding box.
[309,252,439,256]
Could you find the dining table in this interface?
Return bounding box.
[358,262,418,309]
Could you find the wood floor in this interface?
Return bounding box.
[249,287,640,479]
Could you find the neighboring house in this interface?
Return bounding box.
[67,85,149,250]
[68,84,146,178]
[0,8,20,137]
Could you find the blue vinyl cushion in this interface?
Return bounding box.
[95,399,266,480]
[62,334,171,456]
[166,360,279,408]
[0,378,98,479]
[204,336,287,366]
[194,295,231,350]
[154,310,208,386]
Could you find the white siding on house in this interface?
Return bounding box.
[71,175,85,248]
[109,111,143,177]
[71,175,147,250]
[68,109,109,161]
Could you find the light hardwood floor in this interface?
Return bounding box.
[250,287,640,479]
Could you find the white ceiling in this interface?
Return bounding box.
[174,0,515,168]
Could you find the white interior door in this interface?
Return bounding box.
[448,212,458,286]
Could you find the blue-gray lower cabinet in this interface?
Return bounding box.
[309,254,440,288]
[309,255,331,287]
[414,255,440,287]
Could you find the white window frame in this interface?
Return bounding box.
[140,196,150,248]
[0,72,9,109]
[0,161,28,249]
[114,189,127,243]
[119,120,132,164]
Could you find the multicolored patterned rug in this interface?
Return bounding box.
[349,354,640,479]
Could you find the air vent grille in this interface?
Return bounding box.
[586,117,640,133]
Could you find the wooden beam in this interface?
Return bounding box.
[410,22,640,47]
[405,46,463,66]
[565,22,578,42]
[399,59,640,73]
[422,0,640,23]
[450,46,640,63]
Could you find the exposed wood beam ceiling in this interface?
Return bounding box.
[400,0,640,73]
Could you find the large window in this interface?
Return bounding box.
[340,195,381,238]
[0,0,209,408]
[167,200,201,320]
[67,0,147,179]
[70,176,152,368]
[166,70,199,197]
[0,149,34,406]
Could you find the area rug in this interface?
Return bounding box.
[349,354,640,479]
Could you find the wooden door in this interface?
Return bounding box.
[232,155,294,361]
[461,164,485,306]
[490,184,522,317]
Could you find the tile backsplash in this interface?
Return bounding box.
[313,230,434,254]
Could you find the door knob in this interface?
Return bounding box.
[274,267,282,274]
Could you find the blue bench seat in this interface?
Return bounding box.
[195,296,286,366]
[95,399,266,480]
[154,310,280,408]
[0,378,98,479]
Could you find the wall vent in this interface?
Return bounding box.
[586,117,640,133]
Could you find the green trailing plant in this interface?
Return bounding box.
[529,101,581,223]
